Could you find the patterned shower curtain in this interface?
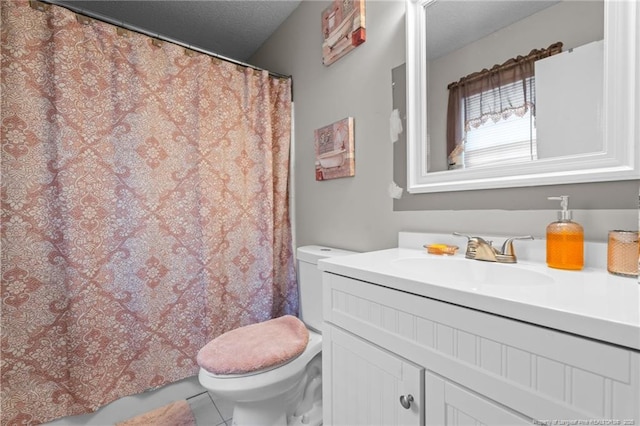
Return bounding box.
[0,1,297,424]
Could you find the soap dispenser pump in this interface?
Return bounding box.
[546,195,584,270]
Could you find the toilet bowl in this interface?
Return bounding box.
[199,331,322,425]
[196,246,355,426]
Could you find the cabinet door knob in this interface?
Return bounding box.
[399,394,414,409]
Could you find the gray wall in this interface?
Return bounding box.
[250,1,638,252]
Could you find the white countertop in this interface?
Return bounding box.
[317,233,640,351]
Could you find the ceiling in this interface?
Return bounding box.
[55,0,302,62]
[425,1,560,59]
[52,1,563,64]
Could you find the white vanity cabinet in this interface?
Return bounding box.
[322,272,640,425]
[323,324,424,425]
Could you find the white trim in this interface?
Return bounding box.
[406,0,640,193]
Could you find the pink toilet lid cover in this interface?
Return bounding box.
[196,315,309,375]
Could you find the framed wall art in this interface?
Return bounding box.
[314,117,355,181]
[321,0,366,66]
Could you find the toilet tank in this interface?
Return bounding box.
[296,245,356,333]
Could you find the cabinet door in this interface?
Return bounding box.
[323,324,423,426]
[426,371,530,426]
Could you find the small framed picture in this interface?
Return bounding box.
[314,117,355,181]
[321,0,366,66]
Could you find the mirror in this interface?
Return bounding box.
[406,0,639,193]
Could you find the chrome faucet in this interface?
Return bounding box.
[453,233,533,263]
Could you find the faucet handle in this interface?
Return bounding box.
[453,232,476,259]
[453,232,493,247]
[500,236,534,257]
[453,233,496,260]
[452,232,472,241]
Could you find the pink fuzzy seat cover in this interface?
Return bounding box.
[197,315,309,375]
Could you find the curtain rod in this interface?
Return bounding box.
[447,41,563,90]
[32,0,292,81]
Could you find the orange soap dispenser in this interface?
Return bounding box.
[546,195,584,270]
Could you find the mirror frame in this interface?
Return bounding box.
[406,0,639,193]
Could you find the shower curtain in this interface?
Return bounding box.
[0,1,296,424]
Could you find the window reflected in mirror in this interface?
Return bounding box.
[424,0,604,173]
[461,107,536,169]
[446,42,563,169]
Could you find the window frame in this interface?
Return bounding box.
[463,106,537,169]
[461,77,538,169]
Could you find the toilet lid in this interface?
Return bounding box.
[196,315,309,375]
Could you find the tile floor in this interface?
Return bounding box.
[43,377,234,425]
[188,391,234,426]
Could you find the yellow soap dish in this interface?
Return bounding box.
[424,244,459,256]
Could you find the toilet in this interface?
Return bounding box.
[197,245,355,426]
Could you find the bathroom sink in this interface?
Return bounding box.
[391,256,554,288]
